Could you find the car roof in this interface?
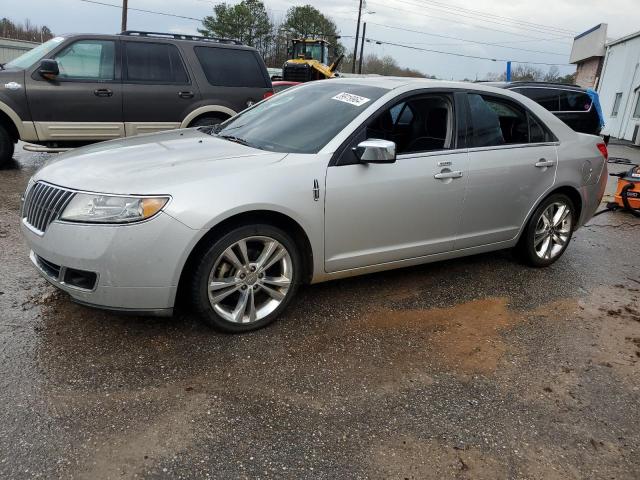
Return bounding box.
[317,77,548,96]
[484,81,586,92]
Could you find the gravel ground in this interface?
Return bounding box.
[0,143,639,479]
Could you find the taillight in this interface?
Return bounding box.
[596,142,608,161]
[263,91,274,99]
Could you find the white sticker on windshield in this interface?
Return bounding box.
[331,92,371,107]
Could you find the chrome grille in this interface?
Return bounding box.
[22,182,74,234]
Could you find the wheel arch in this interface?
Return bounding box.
[515,184,584,243]
[181,106,236,128]
[176,209,314,306]
[0,103,21,142]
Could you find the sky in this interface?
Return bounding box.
[5,0,640,79]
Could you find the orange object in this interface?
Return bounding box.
[613,165,640,211]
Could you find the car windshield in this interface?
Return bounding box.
[5,37,65,69]
[214,82,387,154]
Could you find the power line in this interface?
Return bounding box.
[341,35,572,66]
[366,22,569,56]
[79,0,202,22]
[402,0,578,35]
[366,0,574,41]
[386,0,577,37]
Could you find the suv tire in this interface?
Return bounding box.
[191,224,301,333]
[0,125,15,167]
[516,193,576,267]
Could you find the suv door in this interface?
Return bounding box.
[25,38,123,141]
[455,92,557,249]
[121,40,199,136]
[324,92,469,272]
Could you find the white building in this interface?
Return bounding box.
[597,30,640,144]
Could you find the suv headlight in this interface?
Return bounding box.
[60,193,169,224]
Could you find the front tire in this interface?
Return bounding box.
[516,194,576,267]
[0,125,15,167]
[190,224,301,333]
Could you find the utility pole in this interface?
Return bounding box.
[352,0,363,73]
[121,0,128,32]
[358,22,367,74]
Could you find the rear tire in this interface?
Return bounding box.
[190,224,301,333]
[0,125,15,167]
[516,193,576,267]
[189,115,225,128]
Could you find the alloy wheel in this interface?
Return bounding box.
[533,201,572,260]
[207,236,293,324]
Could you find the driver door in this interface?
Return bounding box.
[324,92,469,273]
[25,38,123,141]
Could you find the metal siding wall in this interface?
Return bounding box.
[0,39,35,64]
[597,36,640,140]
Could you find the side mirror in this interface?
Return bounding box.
[353,139,396,164]
[38,59,59,78]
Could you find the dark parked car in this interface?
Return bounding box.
[491,82,602,136]
[0,31,273,164]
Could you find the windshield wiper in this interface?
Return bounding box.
[218,134,253,147]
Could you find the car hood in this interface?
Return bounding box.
[33,128,288,195]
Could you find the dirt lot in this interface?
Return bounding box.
[0,144,639,479]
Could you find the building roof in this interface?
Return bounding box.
[607,29,640,47]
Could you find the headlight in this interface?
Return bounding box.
[59,193,169,224]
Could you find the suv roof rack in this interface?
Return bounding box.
[120,30,242,45]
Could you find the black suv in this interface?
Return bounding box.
[492,82,601,136]
[0,31,272,165]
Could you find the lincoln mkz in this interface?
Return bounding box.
[20,78,608,332]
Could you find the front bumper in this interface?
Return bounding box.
[21,212,197,313]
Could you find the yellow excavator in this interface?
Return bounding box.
[282,39,344,82]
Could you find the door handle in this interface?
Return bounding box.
[178,91,194,99]
[535,158,556,168]
[94,88,113,97]
[434,170,463,180]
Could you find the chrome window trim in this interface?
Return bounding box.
[397,148,468,160]
[465,141,559,154]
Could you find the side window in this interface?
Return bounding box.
[124,42,188,84]
[469,94,551,146]
[366,95,453,155]
[528,114,549,143]
[54,40,115,80]
[194,47,268,88]
[559,91,592,112]
[633,94,640,119]
[515,88,559,111]
[611,92,623,116]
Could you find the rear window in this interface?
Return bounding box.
[514,88,559,111]
[559,91,592,111]
[195,47,267,88]
[124,42,188,84]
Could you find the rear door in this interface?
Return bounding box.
[25,37,123,141]
[121,40,199,136]
[455,92,557,249]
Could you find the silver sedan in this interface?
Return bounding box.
[20,78,608,332]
